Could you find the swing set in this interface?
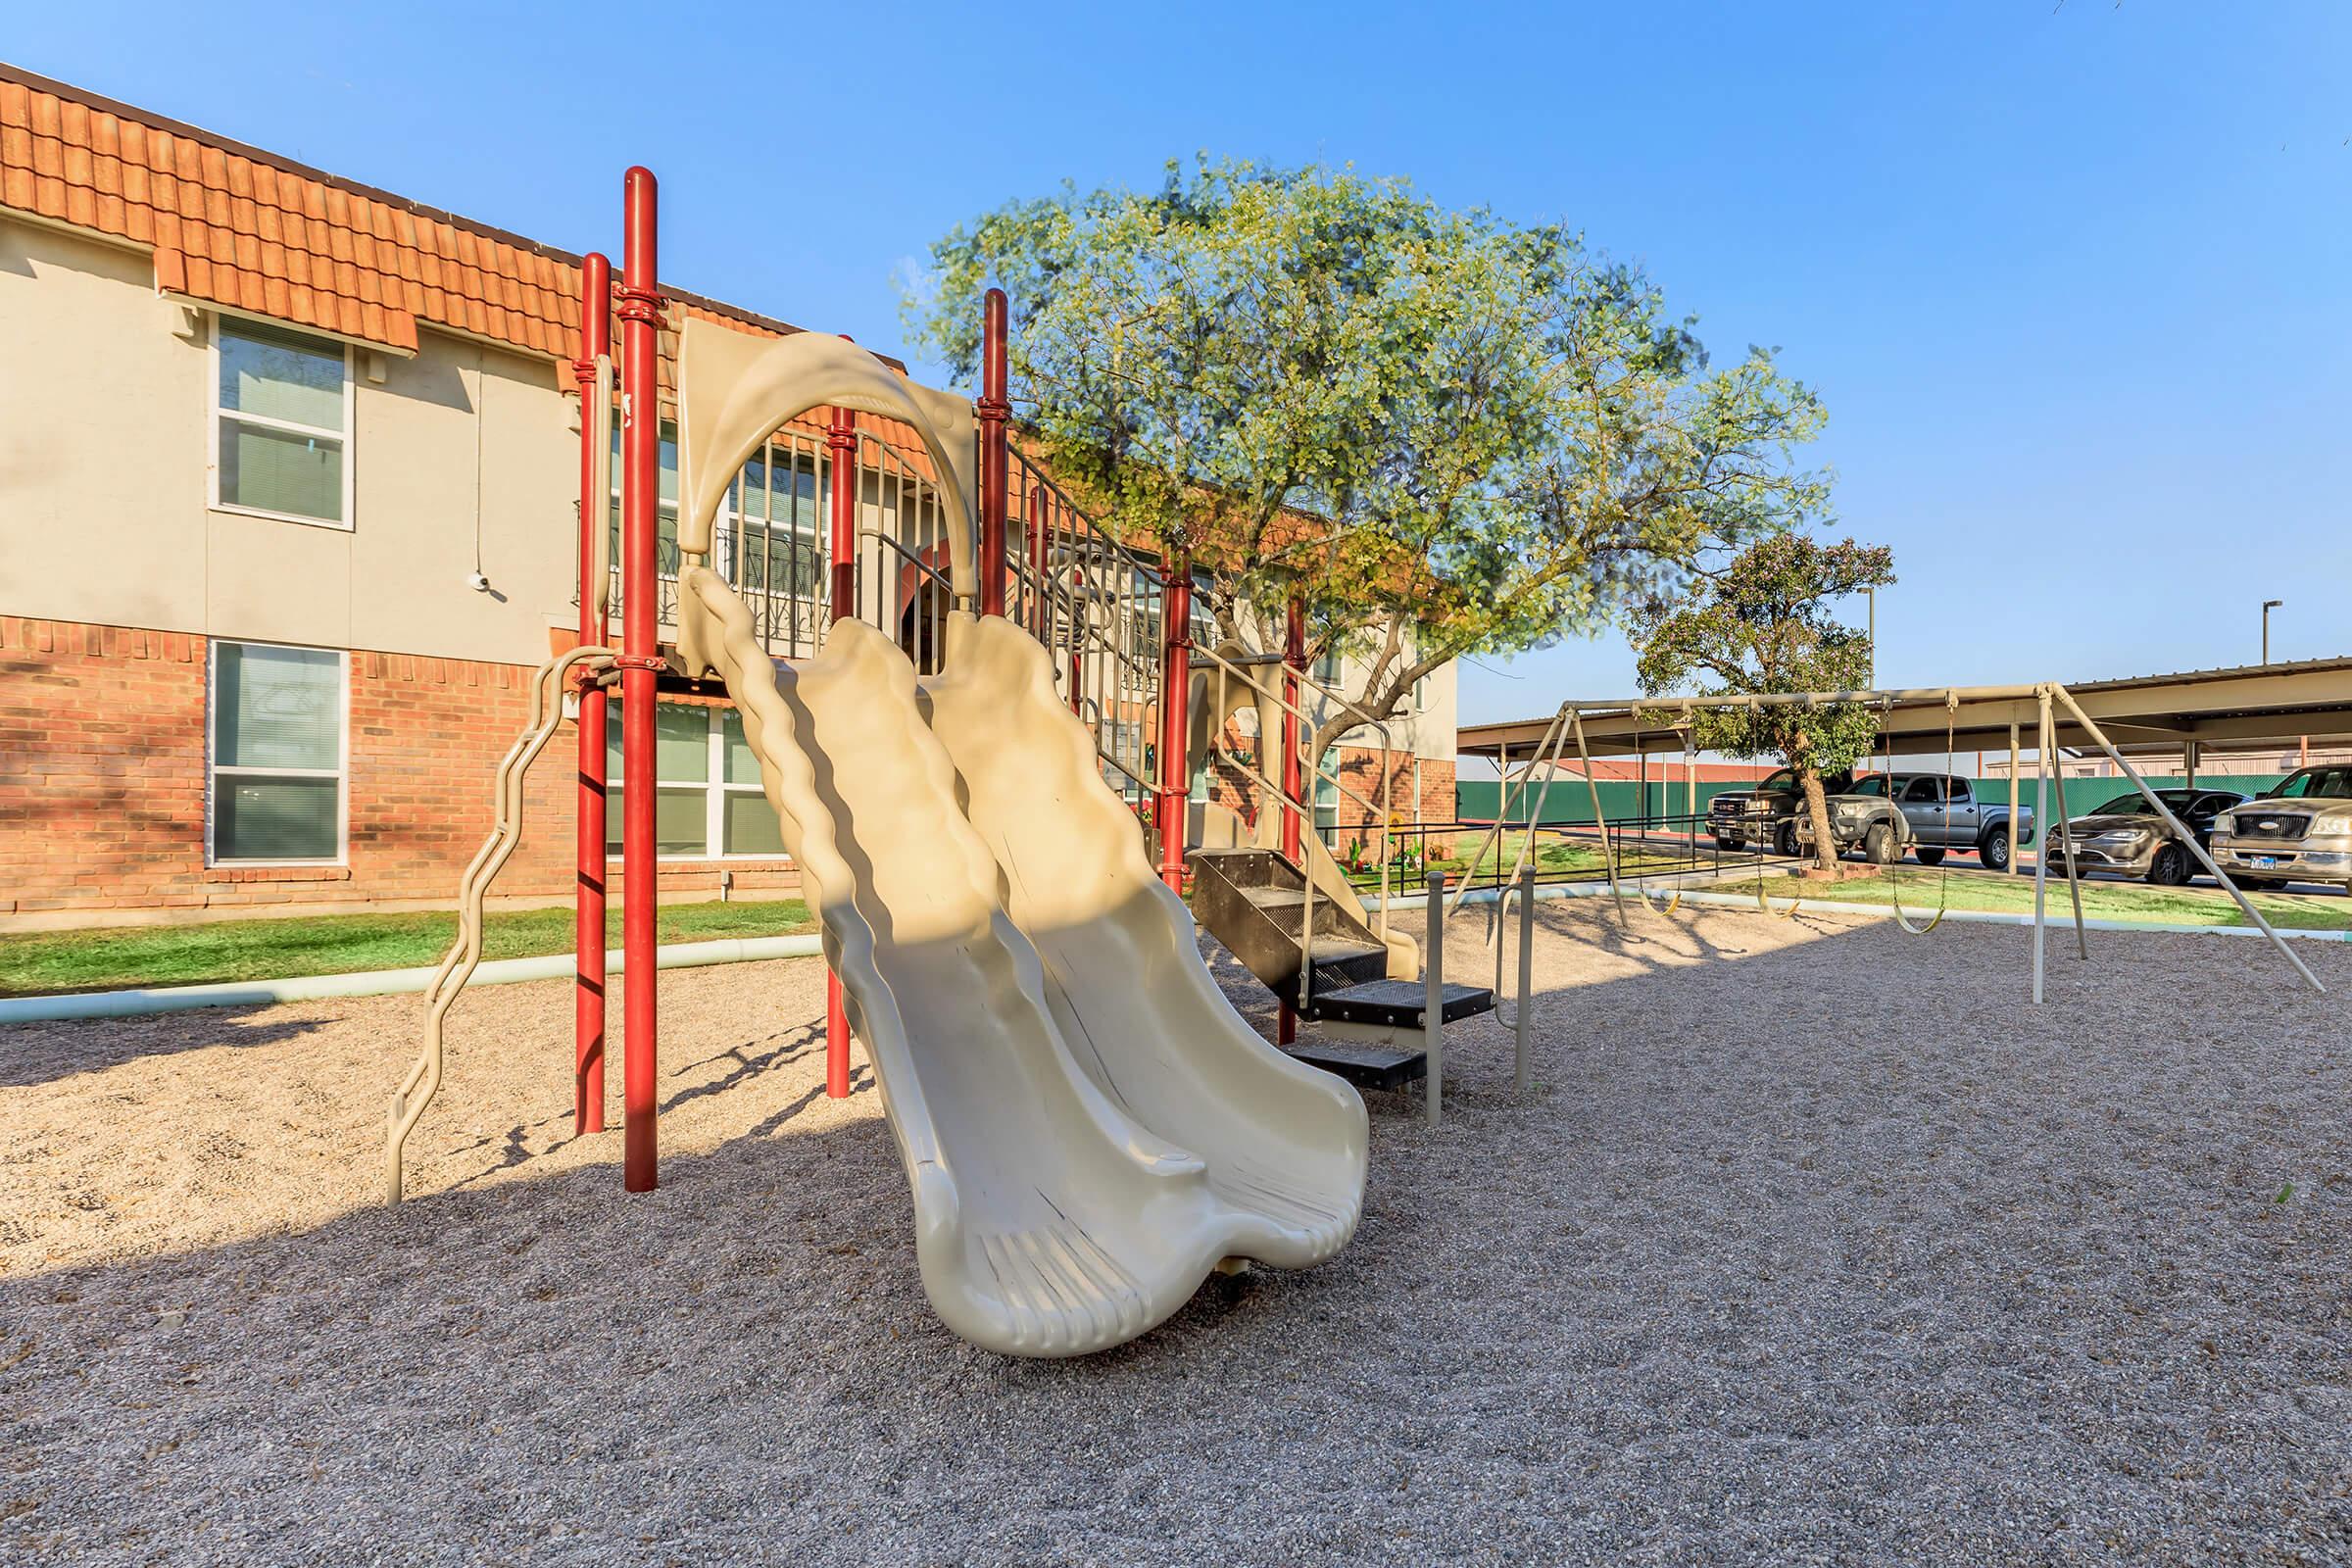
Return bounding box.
[1454,679,2330,1001]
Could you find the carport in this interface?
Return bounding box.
[1458,657,2352,1000]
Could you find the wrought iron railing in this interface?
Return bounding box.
[1324,813,1769,900]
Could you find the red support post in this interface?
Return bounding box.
[572,251,612,1137]
[1156,559,1192,894]
[618,169,662,1193]
[977,288,1010,617]
[1282,594,1305,862]
[823,388,858,1100]
[1279,594,1305,1047]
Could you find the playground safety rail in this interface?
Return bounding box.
[388,643,616,1202]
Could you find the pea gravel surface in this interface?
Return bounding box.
[3,902,2348,1566]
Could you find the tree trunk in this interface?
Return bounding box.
[1798,768,1839,874]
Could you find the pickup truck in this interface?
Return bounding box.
[1792,771,2034,870]
[1706,767,1856,858]
[2209,765,2352,891]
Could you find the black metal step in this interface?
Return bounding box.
[1304,979,1495,1030]
[1283,1040,1427,1091]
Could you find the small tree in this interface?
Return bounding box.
[904,158,1829,781]
[1631,534,1894,872]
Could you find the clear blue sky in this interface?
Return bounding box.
[18,3,2349,726]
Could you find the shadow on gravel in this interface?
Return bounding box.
[0,1004,340,1091]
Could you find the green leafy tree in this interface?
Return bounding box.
[904,157,1830,780]
[1632,534,1896,872]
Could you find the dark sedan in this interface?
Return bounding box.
[2048,787,2246,885]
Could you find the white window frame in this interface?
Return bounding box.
[609,703,789,862]
[205,639,350,867]
[208,315,358,531]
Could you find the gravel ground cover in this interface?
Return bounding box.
[2,903,2348,1565]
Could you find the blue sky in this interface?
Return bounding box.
[18,3,2350,726]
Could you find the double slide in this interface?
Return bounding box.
[685,568,1366,1355]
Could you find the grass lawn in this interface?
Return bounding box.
[0,899,815,999]
[1731,865,2352,932]
[1340,827,1696,890]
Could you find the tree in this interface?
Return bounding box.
[903,157,1831,793]
[1630,534,1896,873]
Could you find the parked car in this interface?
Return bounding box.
[1793,772,2034,869]
[2046,788,2245,886]
[2209,765,2352,891]
[1707,767,1856,858]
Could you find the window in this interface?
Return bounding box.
[1945,777,1972,805]
[208,641,346,863]
[1314,748,1342,831]
[605,704,786,858]
[212,317,353,526]
[1901,778,1941,804]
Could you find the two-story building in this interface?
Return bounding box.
[0,64,1456,931]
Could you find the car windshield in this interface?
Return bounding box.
[1848,774,1890,798]
[1759,768,1796,791]
[2087,790,2191,816]
[2272,766,2352,801]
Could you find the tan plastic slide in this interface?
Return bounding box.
[666,318,1365,1353]
[682,569,1365,1355]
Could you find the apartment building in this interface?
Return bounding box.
[0,67,1457,931]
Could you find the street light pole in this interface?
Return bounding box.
[2263,599,2283,665]
[1866,586,1877,685]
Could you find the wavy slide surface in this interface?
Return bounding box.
[682,568,1364,1354]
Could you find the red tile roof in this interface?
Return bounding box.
[0,61,884,384]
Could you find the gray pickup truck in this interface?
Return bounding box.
[1792,771,2034,870]
[1706,767,1856,858]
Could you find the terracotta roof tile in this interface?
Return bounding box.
[0,64,881,379]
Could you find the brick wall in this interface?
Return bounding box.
[0,616,799,930]
[1190,720,1454,859]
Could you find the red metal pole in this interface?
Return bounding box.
[823,388,858,1100]
[977,288,1010,617]
[1156,559,1192,894]
[618,169,662,1193]
[1282,594,1305,862]
[1279,594,1304,1047]
[572,251,612,1137]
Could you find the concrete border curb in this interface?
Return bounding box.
[0,933,825,1024]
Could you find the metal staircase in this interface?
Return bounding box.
[1189,845,1494,1092]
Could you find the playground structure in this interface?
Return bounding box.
[382,168,1509,1357]
[1459,678,2339,1000]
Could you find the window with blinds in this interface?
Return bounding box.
[213,318,352,526]
[209,641,346,863]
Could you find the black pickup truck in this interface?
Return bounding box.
[1707,767,1855,858]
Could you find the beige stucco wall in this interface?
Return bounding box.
[0,214,578,666]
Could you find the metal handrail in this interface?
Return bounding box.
[1187,643,1399,1014]
[1493,866,1536,1097]
[387,643,616,1202]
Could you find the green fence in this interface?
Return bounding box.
[1456,773,2294,826]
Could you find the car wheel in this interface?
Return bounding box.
[1915,847,1946,867]
[1980,825,2010,872]
[1862,822,1898,864]
[2147,844,2190,887]
[1774,821,1800,858]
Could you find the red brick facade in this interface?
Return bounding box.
[0,616,799,929]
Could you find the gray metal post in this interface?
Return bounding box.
[1425,870,1446,1126]
[2007,721,2021,877]
[2033,689,2050,1004]
[1514,866,1535,1098]
[2048,749,2088,959]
